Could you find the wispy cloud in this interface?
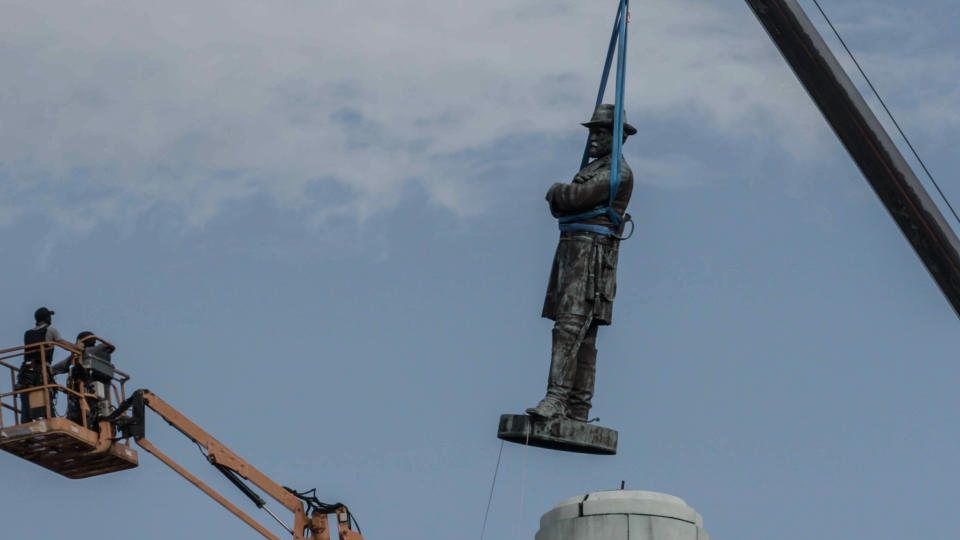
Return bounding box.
[0,0,955,231]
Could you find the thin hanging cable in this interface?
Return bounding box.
[811,0,960,227]
[479,440,505,540]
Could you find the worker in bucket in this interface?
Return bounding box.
[18,307,72,423]
[52,331,116,424]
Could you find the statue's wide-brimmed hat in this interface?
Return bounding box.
[581,104,637,136]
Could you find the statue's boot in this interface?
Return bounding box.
[567,343,597,422]
[526,325,580,419]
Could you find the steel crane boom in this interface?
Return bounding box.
[745,0,960,317]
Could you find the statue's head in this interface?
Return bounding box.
[582,104,636,158]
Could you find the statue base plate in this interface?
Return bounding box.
[497,414,617,455]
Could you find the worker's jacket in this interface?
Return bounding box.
[542,154,633,325]
[22,326,54,374]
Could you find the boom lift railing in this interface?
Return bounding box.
[110,389,362,540]
[0,338,139,479]
[0,339,361,537]
[0,339,130,430]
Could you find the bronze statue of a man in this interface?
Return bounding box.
[527,104,635,422]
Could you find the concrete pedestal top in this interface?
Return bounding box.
[540,491,704,528]
[536,490,708,540]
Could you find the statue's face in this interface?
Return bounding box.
[588,127,613,158]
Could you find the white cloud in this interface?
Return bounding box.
[0,0,955,231]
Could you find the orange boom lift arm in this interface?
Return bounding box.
[111,389,363,540]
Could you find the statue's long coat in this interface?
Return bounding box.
[542,154,633,326]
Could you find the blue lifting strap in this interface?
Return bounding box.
[558,0,630,236]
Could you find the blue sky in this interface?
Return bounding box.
[2,0,960,538]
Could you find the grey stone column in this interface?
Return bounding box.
[535,490,708,540]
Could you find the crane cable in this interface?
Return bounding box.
[811,0,960,228]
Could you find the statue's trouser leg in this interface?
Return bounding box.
[527,313,588,418]
[568,321,599,421]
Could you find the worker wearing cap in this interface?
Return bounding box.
[18,307,72,423]
[527,104,635,422]
[51,331,114,376]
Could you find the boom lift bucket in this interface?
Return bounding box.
[0,341,139,478]
[2,340,363,539]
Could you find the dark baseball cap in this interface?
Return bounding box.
[34,307,55,322]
